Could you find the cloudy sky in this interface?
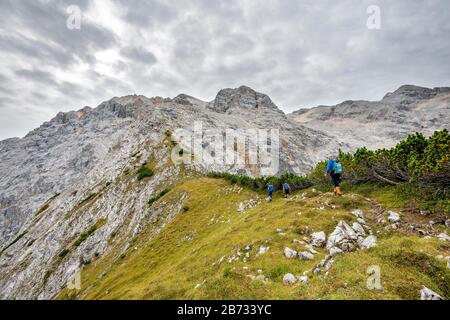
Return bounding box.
[0,0,449,139]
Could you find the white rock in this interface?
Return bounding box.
[437,233,450,242]
[360,236,377,249]
[284,247,297,259]
[329,247,343,256]
[283,273,297,286]
[447,257,450,270]
[388,211,401,223]
[420,287,444,300]
[258,246,269,255]
[326,221,358,252]
[298,275,308,284]
[237,202,245,212]
[324,259,335,271]
[311,231,326,248]
[352,222,366,237]
[445,219,450,228]
[299,251,315,261]
[351,209,365,219]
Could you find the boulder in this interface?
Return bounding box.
[351,209,365,220]
[445,219,450,228]
[298,275,308,284]
[437,233,450,242]
[299,251,315,261]
[360,236,377,249]
[329,246,343,256]
[283,273,297,286]
[388,211,401,223]
[420,287,444,300]
[352,222,366,237]
[311,231,326,248]
[326,221,358,252]
[284,247,297,259]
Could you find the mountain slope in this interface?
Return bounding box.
[288,85,450,150]
[56,177,449,300]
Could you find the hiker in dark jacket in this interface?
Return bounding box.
[283,181,290,198]
[326,156,343,196]
[332,160,343,196]
[268,184,275,201]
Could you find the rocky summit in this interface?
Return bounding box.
[0,85,449,300]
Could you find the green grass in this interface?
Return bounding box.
[56,177,449,300]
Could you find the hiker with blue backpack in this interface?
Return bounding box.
[327,156,343,196]
[267,183,275,201]
[283,181,290,198]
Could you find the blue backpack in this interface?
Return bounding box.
[268,185,274,193]
[284,183,290,191]
[334,162,343,174]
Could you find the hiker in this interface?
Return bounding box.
[327,156,343,196]
[283,181,290,198]
[267,183,275,201]
[333,159,344,196]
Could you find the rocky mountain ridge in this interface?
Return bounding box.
[289,85,450,149]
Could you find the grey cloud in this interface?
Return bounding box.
[0,0,118,67]
[120,46,157,65]
[113,0,179,28]
[0,0,450,140]
[15,69,58,86]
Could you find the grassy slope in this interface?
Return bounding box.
[58,178,449,300]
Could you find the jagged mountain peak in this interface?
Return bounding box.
[209,85,284,115]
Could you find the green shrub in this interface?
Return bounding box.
[207,172,312,192]
[137,165,154,181]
